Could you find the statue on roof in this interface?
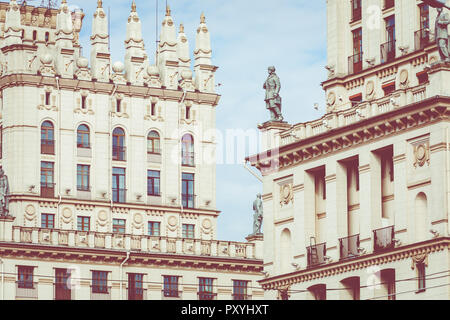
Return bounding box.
[251,194,263,235]
[0,168,10,217]
[263,66,284,122]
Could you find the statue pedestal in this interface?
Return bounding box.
[0,215,15,242]
[426,61,450,97]
[257,121,291,152]
[246,233,263,260]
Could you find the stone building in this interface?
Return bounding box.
[247,0,450,300]
[0,0,263,300]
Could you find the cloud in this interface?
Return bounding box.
[77,0,327,241]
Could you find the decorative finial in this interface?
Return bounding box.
[179,23,184,33]
[166,5,171,16]
[200,12,205,23]
[97,0,102,8]
[131,0,136,13]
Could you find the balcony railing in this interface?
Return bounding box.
[182,194,195,209]
[128,287,147,300]
[40,182,55,198]
[91,286,111,300]
[16,281,38,300]
[414,28,431,51]
[348,52,363,75]
[112,146,126,161]
[339,234,360,260]
[162,289,182,299]
[182,151,195,166]
[112,188,126,203]
[306,242,327,268]
[41,139,55,155]
[381,40,396,64]
[198,292,217,300]
[54,283,72,300]
[232,294,252,300]
[373,225,395,252]
[12,226,258,259]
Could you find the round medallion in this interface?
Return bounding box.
[202,218,212,230]
[168,216,177,227]
[98,210,108,222]
[282,185,291,199]
[366,81,374,96]
[25,204,35,215]
[133,213,143,225]
[327,92,336,106]
[62,207,72,219]
[399,69,408,84]
[417,145,426,161]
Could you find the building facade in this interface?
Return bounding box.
[247,0,450,300]
[0,0,264,300]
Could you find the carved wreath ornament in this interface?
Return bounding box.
[280,183,293,207]
[413,143,430,168]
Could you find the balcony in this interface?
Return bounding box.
[112,188,126,203]
[306,242,326,268]
[162,289,182,300]
[40,182,55,198]
[373,225,395,253]
[181,151,195,167]
[339,234,360,260]
[348,52,363,75]
[12,226,258,259]
[414,28,431,51]
[232,294,252,300]
[16,281,38,300]
[112,146,126,161]
[41,139,55,155]
[54,283,73,300]
[182,194,195,209]
[380,40,396,64]
[128,287,147,300]
[198,292,217,300]
[91,286,111,300]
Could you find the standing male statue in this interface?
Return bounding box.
[0,168,10,217]
[263,66,284,122]
[436,7,450,62]
[252,194,263,235]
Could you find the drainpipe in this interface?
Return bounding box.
[56,77,62,225]
[0,258,4,300]
[119,251,130,300]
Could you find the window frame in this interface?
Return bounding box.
[92,271,109,294]
[182,224,195,239]
[148,221,161,236]
[77,124,90,149]
[147,170,161,196]
[41,213,55,229]
[77,164,90,191]
[113,218,126,234]
[163,275,180,297]
[18,266,35,289]
[77,216,90,232]
[147,131,161,155]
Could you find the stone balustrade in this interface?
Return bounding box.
[11,226,256,260]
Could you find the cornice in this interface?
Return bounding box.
[0,73,221,107]
[259,237,450,290]
[248,96,450,176]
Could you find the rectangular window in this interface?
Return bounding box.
[164,276,180,297]
[77,216,90,232]
[182,224,195,239]
[233,280,249,300]
[81,96,87,109]
[198,277,215,300]
[381,16,396,63]
[45,92,51,106]
[116,99,122,113]
[148,221,161,236]
[92,271,108,294]
[113,219,126,234]
[417,263,426,292]
[77,164,90,191]
[128,273,144,300]
[351,0,362,22]
[182,173,195,208]
[55,269,71,300]
[41,213,55,229]
[112,167,126,203]
[41,162,54,198]
[384,0,395,10]
[147,170,161,196]
[18,266,34,289]
[349,28,363,74]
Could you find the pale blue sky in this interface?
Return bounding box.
[72,0,327,241]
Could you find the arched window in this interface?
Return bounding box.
[77,124,90,149]
[112,127,126,161]
[147,131,161,154]
[181,134,194,166]
[41,121,54,155]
